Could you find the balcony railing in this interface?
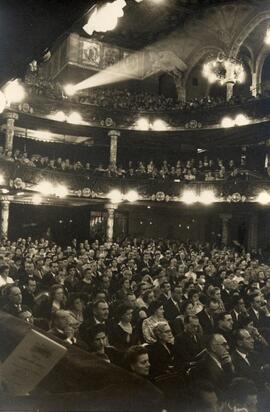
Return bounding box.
[1,158,269,202]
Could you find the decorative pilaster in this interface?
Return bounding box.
[173,71,186,102]
[0,199,10,239]
[108,130,120,164]
[220,214,232,246]
[105,203,117,244]
[3,111,18,152]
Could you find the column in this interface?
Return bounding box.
[3,111,18,152]
[0,199,10,239]
[108,130,120,164]
[220,214,232,246]
[105,203,117,244]
[248,214,258,251]
[226,82,234,101]
[250,72,258,97]
[173,72,186,102]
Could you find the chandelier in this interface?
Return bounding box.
[202,53,245,85]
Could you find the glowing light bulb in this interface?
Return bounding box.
[108,189,122,204]
[125,190,139,202]
[180,190,198,205]
[3,79,25,103]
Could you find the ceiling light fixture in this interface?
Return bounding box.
[203,53,245,86]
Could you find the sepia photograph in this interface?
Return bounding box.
[0,0,270,411]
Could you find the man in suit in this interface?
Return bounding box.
[2,285,23,316]
[80,299,110,342]
[158,281,171,306]
[198,297,220,335]
[175,315,205,369]
[248,293,268,331]
[41,261,59,290]
[221,279,234,310]
[215,312,234,349]
[191,333,235,393]
[164,285,182,323]
[231,328,263,386]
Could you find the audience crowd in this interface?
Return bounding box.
[26,75,260,113]
[78,88,257,113]
[0,236,270,410]
[1,146,262,182]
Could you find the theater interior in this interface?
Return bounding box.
[1,0,270,411]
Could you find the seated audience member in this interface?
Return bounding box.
[110,304,138,351]
[158,281,171,306]
[173,299,195,334]
[231,328,264,386]
[66,293,85,325]
[175,315,205,369]
[80,299,110,341]
[0,264,14,289]
[22,278,38,310]
[248,292,270,330]
[192,334,234,394]
[214,312,234,349]
[1,285,23,316]
[125,345,151,378]
[142,300,168,343]
[230,294,248,325]
[34,284,67,320]
[148,322,176,379]
[224,378,258,412]
[86,323,120,364]
[48,309,77,344]
[164,285,182,323]
[198,297,220,335]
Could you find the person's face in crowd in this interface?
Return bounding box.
[155,305,164,318]
[236,298,246,313]
[185,303,195,316]
[93,331,107,352]
[162,282,171,295]
[84,269,93,281]
[172,287,182,303]
[27,279,37,293]
[44,257,51,266]
[94,302,109,321]
[55,311,70,331]
[238,330,254,352]
[158,324,174,344]
[145,291,155,305]
[131,353,150,377]
[186,317,200,336]
[54,287,65,303]
[208,301,220,316]
[219,314,233,331]
[252,295,262,311]
[126,293,136,308]
[213,289,221,300]
[51,262,59,273]
[9,287,22,305]
[68,267,76,277]
[211,335,229,361]
[191,293,200,304]
[73,298,84,312]
[121,308,133,323]
[0,267,9,278]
